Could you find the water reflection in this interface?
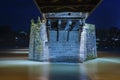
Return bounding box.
[0,57,120,80]
[28,63,50,80]
[28,63,90,80]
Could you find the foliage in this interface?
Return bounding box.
[29,17,43,54]
[86,54,96,60]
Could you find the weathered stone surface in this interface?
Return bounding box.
[29,20,97,62]
[47,31,80,62]
[80,24,97,62]
[29,18,49,61]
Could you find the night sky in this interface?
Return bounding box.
[0,0,120,32]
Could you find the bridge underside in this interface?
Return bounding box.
[34,0,101,13]
[29,12,97,62]
[29,0,101,62]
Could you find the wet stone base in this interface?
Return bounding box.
[48,56,80,63]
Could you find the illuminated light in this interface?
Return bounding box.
[83,58,120,64]
[114,38,119,41]
[41,63,50,80]
[0,49,29,54]
[15,37,18,40]
[97,58,120,63]
[0,60,50,67]
[96,38,100,41]
[78,63,91,80]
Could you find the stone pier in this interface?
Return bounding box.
[29,0,101,62]
[29,18,97,62]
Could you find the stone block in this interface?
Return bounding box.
[59,31,67,42]
[49,31,57,42]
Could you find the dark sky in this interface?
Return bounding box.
[0,0,120,31]
[87,0,120,28]
[0,0,40,31]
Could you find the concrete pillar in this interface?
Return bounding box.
[48,19,51,29]
[64,20,72,30]
[58,19,61,26]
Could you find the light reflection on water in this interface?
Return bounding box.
[0,60,90,80]
[28,63,90,80]
[0,57,120,80]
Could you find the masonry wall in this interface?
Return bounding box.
[29,23,97,62]
[79,24,97,61]
[48,31,80,62]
